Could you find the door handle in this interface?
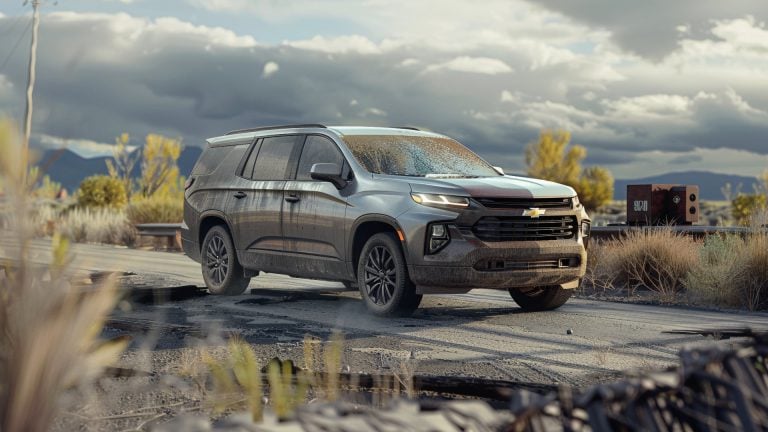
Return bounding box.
[285,194,300,203]
[233,191,247,199]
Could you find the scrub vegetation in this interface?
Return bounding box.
[20,132,185,246]
[584,226,768,310]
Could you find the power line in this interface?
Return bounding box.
[0,18,32,75]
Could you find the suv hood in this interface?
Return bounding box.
[407,175,576,199]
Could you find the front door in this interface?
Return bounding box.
[282,135,350,279]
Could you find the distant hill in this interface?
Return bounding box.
[614,171,760,201]
[37,147,202,192]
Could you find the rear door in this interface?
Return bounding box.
[282,135,349,272]
[229,135,303,253]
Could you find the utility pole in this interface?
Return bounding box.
[22,0,40,185]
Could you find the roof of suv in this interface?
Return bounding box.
[207,125,445,147]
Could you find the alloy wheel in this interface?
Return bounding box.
[364,246,396,305]
[205,234,229,285]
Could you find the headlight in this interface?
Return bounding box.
[411,193,469,209]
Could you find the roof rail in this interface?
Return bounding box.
[225,124,327,136]
[395,126,420,131]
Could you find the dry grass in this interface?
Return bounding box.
[687,232,768,310]
[0,118,126,432]
[126,197,183,225]
[592,228,699,301]
[582,240,618,293]
[30,204,136,246]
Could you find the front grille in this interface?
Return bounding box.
[476,197,571,209]
[472,216,577,242]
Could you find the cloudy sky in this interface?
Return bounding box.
[0,0,767,179]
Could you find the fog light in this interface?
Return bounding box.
[431,224,446,238]
[427,223,450,254]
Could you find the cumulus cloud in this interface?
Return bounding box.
[424,56,514,75]
[534,0,768,59]
[262,61,279,78]
[284,35,384,54]
[0,7,766,179]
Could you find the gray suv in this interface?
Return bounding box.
[182,124,590,316]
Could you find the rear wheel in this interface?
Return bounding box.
[201,225,250,295]
[357,233,422,317]
[509,286,572,311]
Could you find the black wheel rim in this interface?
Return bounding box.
[364,246,396,306]
[205,234,229,285]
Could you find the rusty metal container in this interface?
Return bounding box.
[626,184,699,226]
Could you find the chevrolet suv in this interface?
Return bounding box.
[182,125,590,316]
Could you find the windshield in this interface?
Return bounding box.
[342,135,501,177]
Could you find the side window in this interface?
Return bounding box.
[238,139,261,179]
[296,136,344,181]
[251,135,301,180]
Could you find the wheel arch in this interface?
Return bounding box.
[348,214,409,277]
[198,210,235,248]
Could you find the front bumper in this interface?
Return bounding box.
[398,206,589,293]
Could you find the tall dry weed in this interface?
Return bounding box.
[598,228,699,301]
[0,118,126,432]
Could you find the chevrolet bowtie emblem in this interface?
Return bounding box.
[523,208,545,218]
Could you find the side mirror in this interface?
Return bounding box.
[493,166,505,175]
[310,163,347,189]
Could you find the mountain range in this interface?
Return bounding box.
[37,147,202,193]
[37,148,759,201]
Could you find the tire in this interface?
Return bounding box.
[201,225,250,295]
[509,285,572,311]
[357,232,422,317]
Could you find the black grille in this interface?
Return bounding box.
[475,197,571,209]
[472,216,577,242]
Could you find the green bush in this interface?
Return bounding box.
[76,175,127,209]
[126,197,183,225]
[732,193,767,226]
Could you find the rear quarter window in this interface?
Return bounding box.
[191,146,230,176]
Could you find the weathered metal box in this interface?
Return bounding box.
[626,184,699,225]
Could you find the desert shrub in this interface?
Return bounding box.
[732,193,767,226]
[76,175,127,209]
[685,235,744,307]
[598,228,699,301]
[582,240,618,293]
[126,196,183,225]
[58,207,135,245]
[738,233,768,310]
[686,232,768,310]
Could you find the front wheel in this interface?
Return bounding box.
[509,286,572,311]
[357,233,422,317]
[201,225,250,295]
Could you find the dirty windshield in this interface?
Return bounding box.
[342,135,500,177]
